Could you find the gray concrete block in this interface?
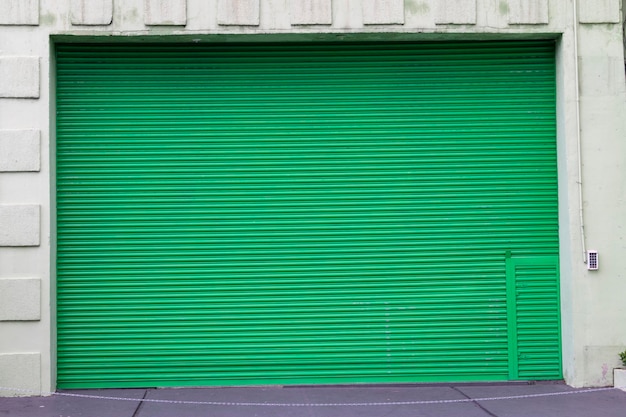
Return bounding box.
[616,369,626,391]
[0,130,40,172]
[0,205,40,247]
[144,0,186,25]
[579,0,621,24]
[217,0,260,26]
[362,0,404,25]
[0,353,40,396]
[0,279,40,321]
[509,0,549,25]
[70,0,113,25]
[435,0,476,25]
[0,57,40,98]
[289,0,332,25]
[0,0,38,25]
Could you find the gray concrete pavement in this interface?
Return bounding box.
[1,384,625,417]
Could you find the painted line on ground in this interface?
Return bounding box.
[0,386,620,407]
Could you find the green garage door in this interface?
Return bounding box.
[56,41,561,389]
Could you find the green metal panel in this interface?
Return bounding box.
[56,41,560,389]
[506,256,561,379]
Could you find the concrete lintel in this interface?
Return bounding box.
[218,0,260,26]
[0,57,40,98]
[290,0,332,25]
[70,0,113,26]
[0,0,39,25]
[0,130,41,172]
[0,205,40,247]
[0,279,40,321]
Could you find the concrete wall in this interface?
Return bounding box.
[0,0,624,395]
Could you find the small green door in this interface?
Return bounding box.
[56,41,561,388]
[506,255,561,379]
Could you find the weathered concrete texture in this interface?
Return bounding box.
[435,0,476,25]
[616,369,626,391]
[217,0,260,26]
[508,0,549,25]
[0,279,40,321]
[289,0,332,25]
[0,353,40,396]
[0,0,38,25]
[144,0,186,25]
[0,130,40,172]
[579,55,626,97]
[331,0,363,29]
[259,0,291,30]
[0,57,39,98]
[579,0,621,24]
[362,0,404,25]
[0,205,40,247]
[70,0,113,25]
[582,345,625,386]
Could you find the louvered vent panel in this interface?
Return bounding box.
[513,259,561,379]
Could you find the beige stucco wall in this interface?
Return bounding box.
[0,0,624,396]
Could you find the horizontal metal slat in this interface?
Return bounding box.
[56,40,559,388]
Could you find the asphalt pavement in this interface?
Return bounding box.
[1,383,625,417]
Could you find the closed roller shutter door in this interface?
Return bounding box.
[56,41,560,389]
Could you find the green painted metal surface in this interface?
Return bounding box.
[56,41,560,389]
[506,256,561,380]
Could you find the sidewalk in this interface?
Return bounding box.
[1,383,625,417]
